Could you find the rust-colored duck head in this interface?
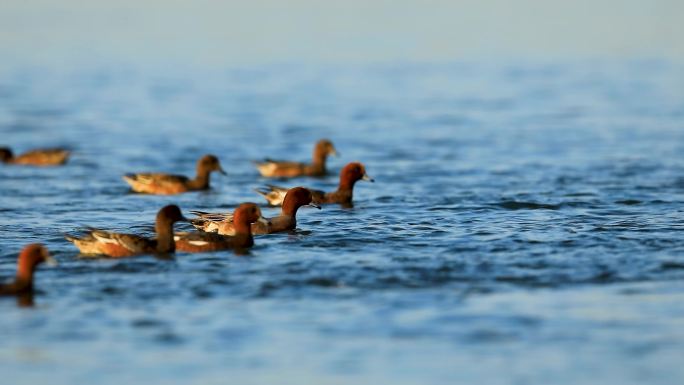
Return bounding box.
[17,244,57,282]
[155,204,188,253]
[233,203,269,233]
[339,162,374,190]
[197,154,227,175]
[313,139,338,162]
[0,147,13,162]
[156,204,188,224]
[282,187,321,215]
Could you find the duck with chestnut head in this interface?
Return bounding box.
[255,162,374,206]
[65,205,187,257]
[254,139,338,178]
[0,244,57,296]
[190,187,320,235]
[175,203,268,253]
[0,146,70,166]
[123,154,227,195]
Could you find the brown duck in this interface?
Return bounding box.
[65,205,187,258]
[254,139,338,178]
[190,187,320,235]
[0,244,57,296]
[175,203,267,253]
[123,154,226,195]
[255,162,373,206]
[0,147,70,166]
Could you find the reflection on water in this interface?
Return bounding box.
[1,61,684,384]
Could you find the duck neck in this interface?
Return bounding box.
[155,219,176,253]
[16,257,35,287]
[233,214,254,247]
[338,174,358,192]
[311,147,328,171]
[281,200,300,217]
[189,167,211,189]
[233,233,254,248]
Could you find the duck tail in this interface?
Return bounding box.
[64,233,79,243]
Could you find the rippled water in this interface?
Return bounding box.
[1,61,684,384]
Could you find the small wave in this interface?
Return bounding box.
[492,201,561,210]
[659,262,684,271]
[616,199,642,205]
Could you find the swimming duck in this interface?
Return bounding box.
[0,244,56,296]
[0,147,70,166]
[190,187,320,235]
[123,154,226,195]
[65,205,187,257]
[255,162,373,206]
[254,139,338,178]
[175,203,267,253]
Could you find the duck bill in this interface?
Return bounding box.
[257,216,270,226]
[218,167,227,175]
[45,255,58,267]
[307,203,322,210]
[331,148,340,157]
[362,173,375,182]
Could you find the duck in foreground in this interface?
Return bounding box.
[255,162,373,206]
[123,154,226,195]
[0,244,57,296]
[190,187,320,235]
[65,205,187,258]
[175,203,267,253]
[254,139,338,178]
[0,147,70,166]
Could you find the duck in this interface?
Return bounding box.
[65,205,187,257]
[0,244,57,296]
[0,147,70,166]
[254,139,338,178]
[190,187,320,235]
[175,203,267,253]
[255,162,373,206]
[123,154,226,195]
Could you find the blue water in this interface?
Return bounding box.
[1,60,684,384]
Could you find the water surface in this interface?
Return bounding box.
[1,61,684,384]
